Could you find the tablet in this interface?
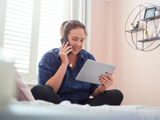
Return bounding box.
[75,59,116,85]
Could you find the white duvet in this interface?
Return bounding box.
[1,98,160,120]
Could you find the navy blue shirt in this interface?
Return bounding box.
[38,48,98,104]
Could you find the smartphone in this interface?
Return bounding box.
[60,35,72,55]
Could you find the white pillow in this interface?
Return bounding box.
[15,68,35,101]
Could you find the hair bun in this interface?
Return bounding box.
[60,20,87,37]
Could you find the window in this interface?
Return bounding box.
[37,0,64,72]
[3,0,33,74]
[1,0,67,84]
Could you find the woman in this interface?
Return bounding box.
[31,20,123,106]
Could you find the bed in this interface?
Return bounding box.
[0,62,160,120]
[0,98,160,120]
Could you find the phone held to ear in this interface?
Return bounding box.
[60,35,72,55]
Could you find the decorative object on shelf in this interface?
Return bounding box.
[130,23,134,30]
[157,30,160,37]
[144,7,156,19]
[155,8,160,16]
[134,21,139,30]
[125,3,160,52]
[143,30,149,39]
[154,29,158,37]
[154,20,159,37]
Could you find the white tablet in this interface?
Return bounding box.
[75,59,116,85]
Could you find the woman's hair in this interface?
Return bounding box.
[60,20,87,37]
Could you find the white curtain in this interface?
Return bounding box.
[70,0,92,52]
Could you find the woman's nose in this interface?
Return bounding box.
[75,41,81,46]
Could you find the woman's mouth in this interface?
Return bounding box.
[73,47,79,51]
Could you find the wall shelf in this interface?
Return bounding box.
[125,28,145,33]
[125,3,160,51]
[141,15,160,22]
[138,37,160,42]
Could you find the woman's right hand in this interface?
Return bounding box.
[59,42,72,65]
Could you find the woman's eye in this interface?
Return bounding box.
[81,40,84,42]
[72,39,77,41]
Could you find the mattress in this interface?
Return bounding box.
[0,98,160,120]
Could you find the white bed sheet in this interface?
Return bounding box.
[0,98,160,120]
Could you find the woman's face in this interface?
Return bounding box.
[67,27,85,55]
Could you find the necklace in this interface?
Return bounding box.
[69,63,72,67]
[68,55,77,68]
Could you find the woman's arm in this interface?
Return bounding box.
[45,42,72,92]
[92,73,114,97]
[45,63,68,92]
[92,86,103,97]
[92,85,106,97]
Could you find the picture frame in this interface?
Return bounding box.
[144,7,156,19]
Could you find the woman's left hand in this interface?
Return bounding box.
[98,72,114,92]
